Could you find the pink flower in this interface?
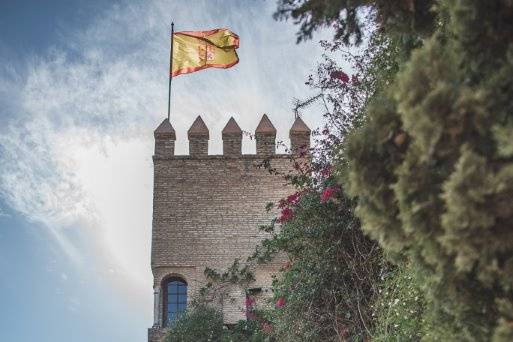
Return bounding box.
[245,296,255,308]
[278,208,293,223]
[286,192,301,205]
[330,70,349,83]
[276,297,286,308]
[246,296,256,319]
[320,186,339,203]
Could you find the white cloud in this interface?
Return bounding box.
[0,0,338,325]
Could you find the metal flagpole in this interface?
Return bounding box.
[167,22,174,121]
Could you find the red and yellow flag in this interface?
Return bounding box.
[171,28,239,77]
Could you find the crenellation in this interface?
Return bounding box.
[156,114,310,158]
[187,116,209,156]
[154,118,176,157]
[255,114,277,156]
[222,117,243,156]
[289,116,311,155]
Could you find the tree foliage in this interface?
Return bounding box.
[343,1,513,340]
[273,0,436,44]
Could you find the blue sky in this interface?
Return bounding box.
[0,1,341,341]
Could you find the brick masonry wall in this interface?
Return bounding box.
[149,154,295,342]
[290,134,310,154]
[222,137,242,156]
[188,139,208,156]
[256,134,276,155]
[154,140,175,158]
[148,327,168,342]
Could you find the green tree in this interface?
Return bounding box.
[274,0,436,44]
[342,1,513,340]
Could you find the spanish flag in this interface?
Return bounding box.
[171,28,239,77]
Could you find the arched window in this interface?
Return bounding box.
[163,277,187,325]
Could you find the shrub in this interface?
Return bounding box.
[372,263,426,341]
[165,303,268,342]
[166,305,224,342]
[251,172,385,341]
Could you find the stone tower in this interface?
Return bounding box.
[148,114,311,342]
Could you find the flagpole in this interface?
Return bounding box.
[167,22,174,121]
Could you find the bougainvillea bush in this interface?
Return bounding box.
[256,178,385,342]
[166,303,269,342]
[241,29,395,340]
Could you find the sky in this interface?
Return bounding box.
[0,1,342,341]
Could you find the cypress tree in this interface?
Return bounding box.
[345,1,513,339]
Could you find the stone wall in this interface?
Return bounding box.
[148,115,310,342]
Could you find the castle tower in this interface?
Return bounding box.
[148,115,310,342]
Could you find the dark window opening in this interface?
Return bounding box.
[163,278,187,326]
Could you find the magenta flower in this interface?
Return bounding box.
[330,70,349,83]
[276,297,286,308]
[320,186,339,203]
[286,192,301,205]
[245,296,255,308]
[278,208,294,223]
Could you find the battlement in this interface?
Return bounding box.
[153,114,311,158]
